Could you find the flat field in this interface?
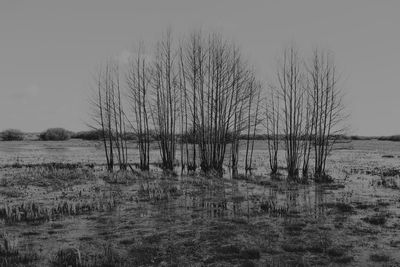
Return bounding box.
[1,140,400,266]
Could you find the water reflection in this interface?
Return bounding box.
[118,175,334,225]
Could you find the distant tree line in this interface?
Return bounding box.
[0,128,72,141]
[2,128,394,143]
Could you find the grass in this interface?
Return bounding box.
[369,167,400,177]
[326,247,346,257]
[129,245,161,266]
[137,180,182,202]
[333,255,353,263]
[281,242,306,252]
[0,188,22,198]
[0,197,117,225]
[362,213,388,225]
[1,164,95,189]
[370,253,390,262]
[100,170,136,184]
[52,247,82,267]
[0,233,39,266]
[52,245,125,267]
[260,199,289,216]
[321,202,354,212]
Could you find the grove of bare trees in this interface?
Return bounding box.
[178,32,261,177]
[91,30,345,183]
[267,45,344,182]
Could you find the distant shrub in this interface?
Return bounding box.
[350,135,373,140]
[71,130,102,140]
[1,129,24,141]
[180,128,236,143]
[71,130,138,141]
[378,135,400,142]
[124,132,137,141]
[39,128,71,141]
[238,134,268,140]
[330,134,351,140]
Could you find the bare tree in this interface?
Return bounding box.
[178,31,206,172]
[150,30,179,171]
[229,55,250,178]
[178,45,188,174]
[276,45,305,179]
[92,60,128,172]
[244,79,262,175]
[306,49,344,181]
[126,44,151,171]
[112,63,128,170]
[230,103,244,178]
[301,85,314,178]
[265,85,280,175]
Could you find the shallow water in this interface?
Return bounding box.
[1,139,400,266]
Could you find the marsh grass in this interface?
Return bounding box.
[0,233,39,266]
[377,176,400,189]
[1,165,95,190]
[370,253,390,262]
[321,202,354,213]
[0,197,117,224]
[0,164,121,226]
[137,180,182,202]
[369,167,400,177]
[362,212,389,225]
[259,199,289,216]
[0,162,93,170]
[0,188,22,198]
[52,244,126,267]
[100,170,135,184]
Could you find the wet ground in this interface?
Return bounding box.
[1,140,400,266]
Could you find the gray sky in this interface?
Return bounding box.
[0,0,399,135]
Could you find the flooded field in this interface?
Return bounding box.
[1,140,400,266]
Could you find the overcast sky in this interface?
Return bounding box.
[0,0,399,135]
